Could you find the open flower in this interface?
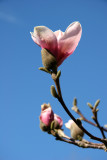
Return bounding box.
[30,21,82,66]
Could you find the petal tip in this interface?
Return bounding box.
[75,21,82,30]
[73,21,82,29]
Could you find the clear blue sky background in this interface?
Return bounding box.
[0,0,107,160]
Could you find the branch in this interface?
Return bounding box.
[51,72,107,146]
[50,130,106,150]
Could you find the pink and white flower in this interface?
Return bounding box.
[30,21,82,66]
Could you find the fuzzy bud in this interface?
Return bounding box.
[41,48,57,73]
[51,85,58,98]
[94,99,100,108]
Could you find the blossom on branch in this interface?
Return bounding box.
[30,22,82,67]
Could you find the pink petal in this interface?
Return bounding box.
[57,22,82,66]
[54,30,64,41]
[54,114,63,127]
[30,32,41,46]
[31,26,58,56]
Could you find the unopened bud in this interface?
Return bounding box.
[94,99,100,108]
[40,103,54,127]
[73,98,77,106]
[65,120,84,140]
[51,85,58,98]
[87,103,93,109]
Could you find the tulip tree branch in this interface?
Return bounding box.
[51,72,107,147]
[72,99,107,132]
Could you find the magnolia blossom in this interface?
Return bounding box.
[54,114,63,128]
[40,104,54,126]
[30,21,82,66]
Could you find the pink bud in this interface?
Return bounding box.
[40,104,54,126]
[30,22,82,66]
[54,114,63,128]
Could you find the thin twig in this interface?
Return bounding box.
[92,108,106,139]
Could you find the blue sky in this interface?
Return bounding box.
[0,0,107,160]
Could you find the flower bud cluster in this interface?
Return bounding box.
[40,103,63,132]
